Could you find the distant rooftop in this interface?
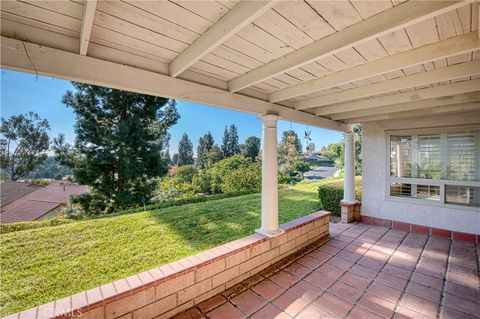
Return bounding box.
[0,181,89,224]
[0,181,43,207]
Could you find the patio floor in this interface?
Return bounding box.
[173,223,480,319]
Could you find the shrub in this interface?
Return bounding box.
[192,170,213,194]
[221,162,261,193]
[318,177,362,216]
[174,165,198,183]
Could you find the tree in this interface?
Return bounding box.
[177,133,194,166]
[31,156,73,179]
[197,132,214,169]
[241,136,261,160]
[323,123,362,175]
[207,144,224,167]
[222,124,240,157]
[0,112,50,181]
[53,83,179,212]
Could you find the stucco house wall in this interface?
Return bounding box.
[361,112,480,235]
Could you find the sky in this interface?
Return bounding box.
[0,69,342,154]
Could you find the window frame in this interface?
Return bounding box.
[385,125,480,211]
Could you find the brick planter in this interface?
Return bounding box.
[5,211,330,319]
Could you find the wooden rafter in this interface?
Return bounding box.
[295,60,480,110]
[227,1,469,93]
[79,0,97,56]
[269,32,480,103]
[169,1,273,77]
[331,92,480,120]
[314,79,480,116]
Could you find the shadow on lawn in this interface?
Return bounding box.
[147,189,321,251]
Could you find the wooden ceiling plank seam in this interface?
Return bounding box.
[315,78,480,116]
[91,25,179,61]
[96,1,199,44]
[1,11,80,38]
[79,0,96,55]
[21,0,84,20]
[228,0,470,93]
[93,10,189,53]
[268,31,480,103]
[169,0,273,77]
[1,0,82,32]
[332,92,480,120]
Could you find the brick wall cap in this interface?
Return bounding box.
[339,201,361,207]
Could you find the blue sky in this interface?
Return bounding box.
[0,69,341,154]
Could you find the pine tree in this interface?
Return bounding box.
[221,126,230,157]
[228,124,240,156]
[177,133,194,166]
[222,124,240,157]
[53,83,179,212]
[197,132,214,169]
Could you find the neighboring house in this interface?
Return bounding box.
[0,181,89,224]
[0,181,43,207]
[304,154,335,167]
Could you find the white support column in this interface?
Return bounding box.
[343,132,356,203]
[257,114,284,237]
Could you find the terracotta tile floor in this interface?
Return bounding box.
[173,223,480,319]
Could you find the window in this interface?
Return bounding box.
[388,128,480,208]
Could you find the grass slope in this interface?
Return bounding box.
[0,181,323,316]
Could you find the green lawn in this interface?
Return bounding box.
[0,181,323,316]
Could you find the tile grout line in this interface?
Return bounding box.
[389,234,432,318]
[341,227,412,319]
[290,224,394,319]
[197,222,360,318]
[244,223,369,319]
[436,237,453,319]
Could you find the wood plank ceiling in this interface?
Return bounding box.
[1,0,479,128]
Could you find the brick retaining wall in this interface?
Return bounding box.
[5,211,330,319]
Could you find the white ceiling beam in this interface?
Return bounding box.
[0,36,350,132]
[269,32,480,103]
[79,0,97,55]
[296,60,480,110]
[169,1,273,77]
[345,102,480,123]
[227,0,470,93]
[315,79,480,116]
[331,92,480,120]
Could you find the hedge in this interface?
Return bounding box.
[0,190,258,234]
[318,177,362,216]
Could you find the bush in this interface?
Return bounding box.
[318,177,362,216]
[192,170,213,194]
[221,162,261,193]
[174,165,198,183]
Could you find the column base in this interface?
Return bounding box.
[256,228,285,237]
[340,201,361,223]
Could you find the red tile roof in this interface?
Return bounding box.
[0,182,89,224]
[0,181,43,206]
